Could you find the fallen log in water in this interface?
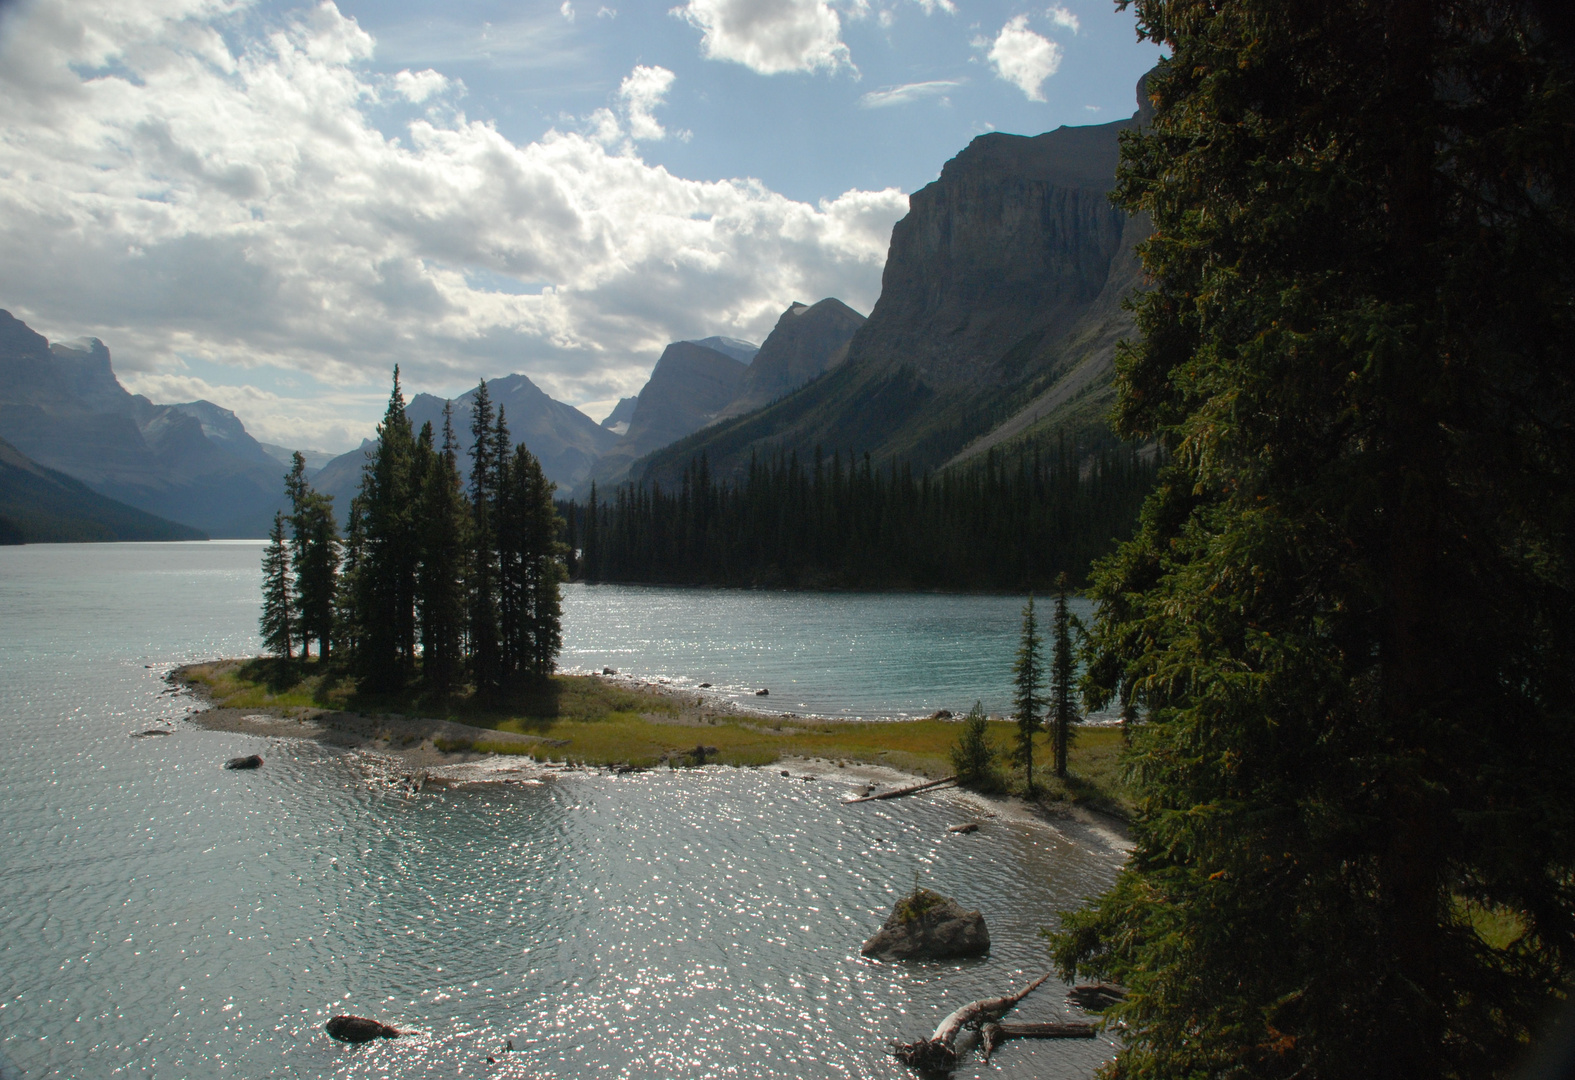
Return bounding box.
[846,775,956,804]
[1067,982,1127,1011]
[892,972,1050,1072]
[979,1020,1098,1061]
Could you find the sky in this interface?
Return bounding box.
[0,0,1161,450]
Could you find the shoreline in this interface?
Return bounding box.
[168,660,1131,852]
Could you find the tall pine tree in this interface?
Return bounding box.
[284,452,339,661]
[1052,3,1575,1077]
[416,405,468,690]
[467,380,503,691]
[356,368,418,690]
[259,510,294,660]
[1011,595,1045,794]
[1049,573,1076,778]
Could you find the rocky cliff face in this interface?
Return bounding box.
[579,340,748,492]
[634,75,1154,489]
[716,298,865,421]
[0,310,286,536]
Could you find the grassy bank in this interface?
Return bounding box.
[177,657,1132,815]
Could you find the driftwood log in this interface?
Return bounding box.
[893,973,1050,1071]
[979,1021,1098,1061]
[846,775,956,804]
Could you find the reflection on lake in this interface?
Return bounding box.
[0,543,1119,1079]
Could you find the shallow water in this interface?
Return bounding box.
[560,581,1100,719]
[0,542,1119,1079]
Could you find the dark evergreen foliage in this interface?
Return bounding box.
[1050,2,1575,1077]
[1048,573,1077,778]
[351,370,418,689]
[568,441,1155,591]
[950,701,1000,792]
[497,443,565,680]
[267,369,566,695]
[259,510,295,660]
[467,382,503,691]
[285,451,339,660]
[1011,595,1045,794]
[416,405,468,690]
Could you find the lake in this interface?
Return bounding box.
[0,541,1119,1079]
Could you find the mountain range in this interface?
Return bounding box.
[0,312,286,537]
[0,72,1150,538]
[0,436,205,543]
[632,74,1153,491]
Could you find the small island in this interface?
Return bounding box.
[172,657,1131,818]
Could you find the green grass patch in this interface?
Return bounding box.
[176,657,1132,813]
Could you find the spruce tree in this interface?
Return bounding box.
[516,444,565,678]
[416,405,468,690]
[467,380,502,690]
[259,510,294,660]
[1051,3,1575,1077]
[950,701,998,792]
[357,368,417,689]
[1048,572,1076,778]
[1010,595,1045,794]
[284,451,339,661]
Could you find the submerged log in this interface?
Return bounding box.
[845,775,956,804]
[979,1021,1098,1061]
[893,973,1050,1071]
[1067,983,1127,1011]
[325,1015,400,1043]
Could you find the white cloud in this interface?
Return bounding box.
[1046,4,1079,32]
[0,1,906,447]
[672,0,851,75]
[393,68,451,104]
[597,6,617,16]
[372,13,581,71]
[985,15,1061,101]
[618,64,676,141]
[859,79,961,108]
[910,0,956,13]
[560,1,575,21]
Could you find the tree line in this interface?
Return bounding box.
[1044,2,1575,1078]
[261,371,565,692]
[565,441,1157,592]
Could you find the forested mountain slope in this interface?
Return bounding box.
[633,76,1154,489]
[0,436,206,543]
[0,311,286,536]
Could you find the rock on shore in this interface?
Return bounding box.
[326,1015,400,1043]
[861,888,990,960]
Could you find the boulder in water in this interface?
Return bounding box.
[326,1015,400,1043]
[224,754,263,770]
[861,888,990,960]
[755,688,769,696]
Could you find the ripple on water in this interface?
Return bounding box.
[0,543,1121,1078]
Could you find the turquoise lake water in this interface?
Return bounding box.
[0,541,1119,1079]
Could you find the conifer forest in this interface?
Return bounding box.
[564,443,1157,591]
[262,371,565,693]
